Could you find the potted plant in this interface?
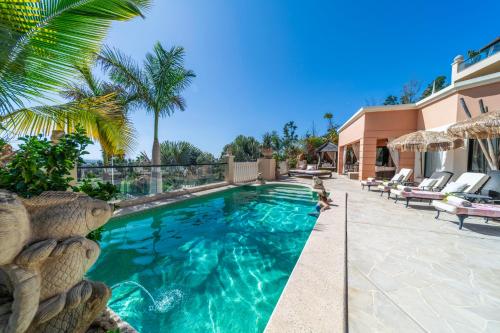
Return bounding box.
[261,147,273,159]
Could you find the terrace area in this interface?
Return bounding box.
[279,174,500,332]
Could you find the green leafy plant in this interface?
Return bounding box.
[0,126,92,198]
[73,178,120,242]
[75,178,120,202]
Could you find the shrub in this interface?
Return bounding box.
[0,126,92,198]
[73,178,120,242]
[74,178,119,202]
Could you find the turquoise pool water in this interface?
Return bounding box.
[88,184,318,333]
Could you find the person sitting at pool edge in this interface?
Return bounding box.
[316,191,331,212]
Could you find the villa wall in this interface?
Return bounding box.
[338,115,365,147]
[338,109,418,180]
[339,74,500,181]
[338,115,365,175]
[360,110,418,179]
[417,94,459,130]
[413,82,500,179]
[458,81,500,120]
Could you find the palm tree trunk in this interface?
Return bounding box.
[150,112,162,193]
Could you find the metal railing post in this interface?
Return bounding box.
[344,192,349,333]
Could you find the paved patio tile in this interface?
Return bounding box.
[310,175,500,332]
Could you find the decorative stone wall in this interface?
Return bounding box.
[0,190,113,333]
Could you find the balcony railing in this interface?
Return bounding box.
[458,40,500,72]
[77,163,227,200]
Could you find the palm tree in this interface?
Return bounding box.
[323,112,333,130]
[160,141,202,165]
[1,65,136,163]
[98,42,196,193]
[222,135,261,162]
[60,65,136,162]
[0,0,150,116]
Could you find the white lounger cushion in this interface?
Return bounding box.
[419,178,437,189]
[399,168,413,180]
[452,172,490,194]
[446,196,472,207]
[432,200,459,214]
[442,182,468,194]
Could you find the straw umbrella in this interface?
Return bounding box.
[387,130,464,177]
[387,130,464,152]
[447,110,500,170]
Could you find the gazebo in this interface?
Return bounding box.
[316,141,338,170]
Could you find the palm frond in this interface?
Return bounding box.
[1,94,136,155]
[0,0,150,115]
[98,45,153,110]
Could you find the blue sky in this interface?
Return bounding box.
[86,0,499,159]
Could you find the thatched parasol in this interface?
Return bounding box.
[448,109,500,170]
[447,110,500,139]
[387,130,464,152]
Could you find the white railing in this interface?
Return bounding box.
[234,161,258,183]
[278,160,288,175]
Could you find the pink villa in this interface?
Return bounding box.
[338,37,500,181]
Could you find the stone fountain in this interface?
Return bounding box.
[0,190,113,333]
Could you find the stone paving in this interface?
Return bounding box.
[319,175,500,332]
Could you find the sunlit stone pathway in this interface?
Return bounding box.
[289,174,500,332]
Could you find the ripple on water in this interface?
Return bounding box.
[88,185,318,333]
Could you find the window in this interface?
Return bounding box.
[468,139,500,173]
[424,152,442,177]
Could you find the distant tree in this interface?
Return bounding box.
[322,113,339,144]
[136,141,214,165]
[222,135,261,162]
[282,121,299,158]
[400,80,421,104]
[303,136,327,163]
[383,95,399,105]
[271,131,282,152]
[323,113,333,130]
[136,151,151,164]
[310,121,318,137]
[283,121,298,145]
[262,131,283,158]
[196,152,216,164]
[467,49,481,60]
[326,127,339,145]
[159,140,215,165]
[420,76,447,100]
[262,132,273,149]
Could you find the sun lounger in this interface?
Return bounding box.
[376,168,413,197]
[288,168,332,178]
[433,196,500,229]
[390,171,453,200]
[395,172,490,208]
[461,171,500,203]
[360,168,410,191]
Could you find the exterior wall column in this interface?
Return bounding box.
[225,155,235,184]
[359,137,377,180]
[451,55,464,83]
[257,158,276,180]
[337,146,344,175]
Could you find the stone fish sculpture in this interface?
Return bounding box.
[312,176,325,190]
[0,190,113,333]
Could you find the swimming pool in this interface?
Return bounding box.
[88,184,318,332]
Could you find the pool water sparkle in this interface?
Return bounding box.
[88,184,318,332]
